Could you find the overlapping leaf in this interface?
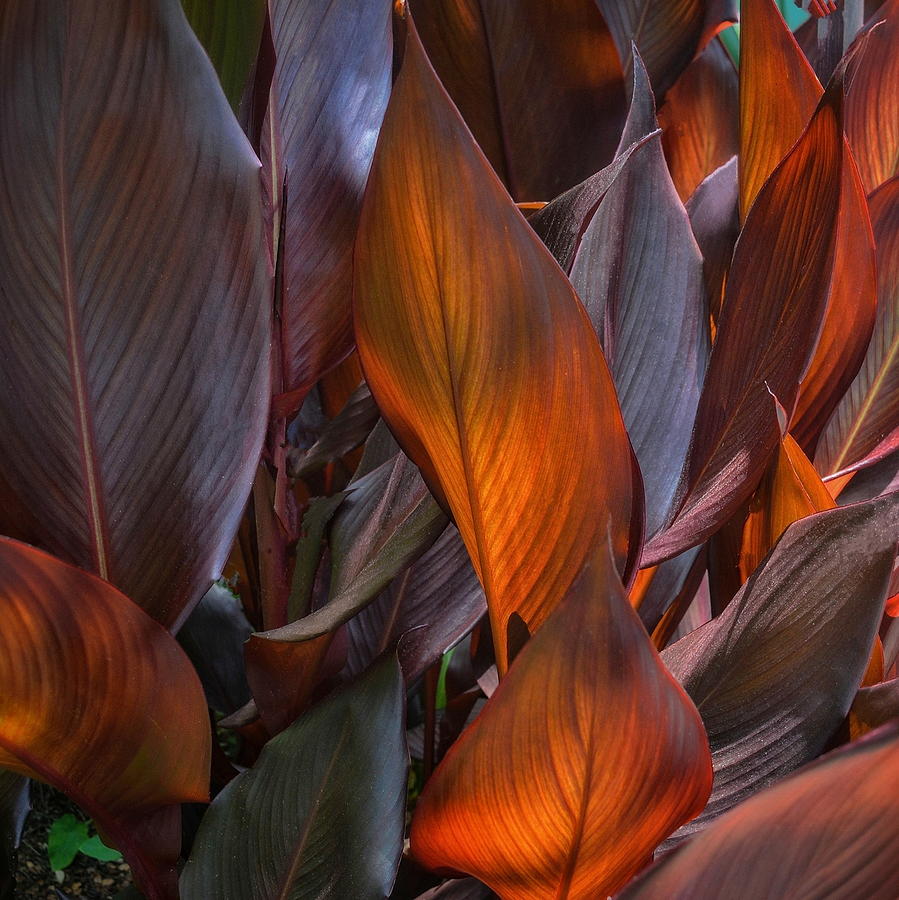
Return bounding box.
[661,494,898,842]
[845,0,899,193]
[643,78,846,565]
[0,0,271,629]
[569,51,709,536]
[659,37,738,201]
[410,548,711,899]
[594,0,737,97]
[354,19,640,672]
[620,724,899,899]
[817,177,899,475]
[411,0,626,200]
[0,539,210,898]
[181,655,407,900]
[264,0,393,410]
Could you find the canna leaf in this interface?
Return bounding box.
[0,0,271,630]
[265,0,393,411]
[354,17,640,672]
[643,76,846,565]
[181,655,407,900]
[845,0,899,193]
[411,0,625,200]
[181,0,266,109]
[659,37,739,202]
[594,0,738,97]
[0,538,210,898]
[569,50,709,536]
[620,723,899,899]
[661,494,899,842]
[410,546,712,899]
[738,0,822,219]
[816,176,899,475]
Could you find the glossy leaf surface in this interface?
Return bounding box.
[354,21,639,671]
[265,0,392,408]
[817,177,899,475]
[0,539,210,897]
[181,655,407,900]
[570,52,709,536]
[738,0,821,218]
[0,0,271,629]
[643,81,845,564]
[620,724,899,900]
[411,0,625,200]
[410,550,712,899]
[662,495,899,841]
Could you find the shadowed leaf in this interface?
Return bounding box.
[264,0,392,411]
[0,0,272,630]
[410,548,711,899]
[354,18,640,672]
[411,0,625,200]
[661,494,899,842]
[620,723,899,899]
[643,78,846,565]
[0,538,211,898]
[181,655,407,900]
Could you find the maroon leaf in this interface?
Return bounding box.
[0,0,271,629]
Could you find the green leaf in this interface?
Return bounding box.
[80,834,123,863]
[47,815,88,871]
[180,655,408,899]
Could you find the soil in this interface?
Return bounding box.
[15,783,132,899]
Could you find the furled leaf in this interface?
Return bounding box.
[0,538,210,897]
[738,0,821,219]
[685,156,739,326]
[850,678,899,739]
[594,0,737,96]
[354,19,640,672]
[410,548,712,899]
[845,0,899,193]
[816,176,899,475]
[659,37,738,201]
[411,0,625,200]
[643,76,846,565]
[181,0,266,109]
[620,723,899,899]
[290,382,380,477]
[0,0,271,630]
[569,51,709,536]
[661,494,898,842]
[181,655,407,900]
[265,0,392,410]
[739,432,835,581]
[345,525,486,683]
[0,772,28,898]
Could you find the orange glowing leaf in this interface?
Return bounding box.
[0,538,210,897]
[410,548,712,899]
[353,17,640,672]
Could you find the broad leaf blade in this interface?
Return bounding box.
[643,79,846,564]
[0,538,210,897]
[410,548,711,899]
[354,18,640,672]
[265,0,393,409]
[620,724,899,899]
[0,0,271,629]
[661,494,899,841]
[181,655,407,900]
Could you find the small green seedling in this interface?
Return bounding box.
[47,813,122,872]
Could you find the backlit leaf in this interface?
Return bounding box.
[354,18,640,672]
[410,548,711,899]
[0,0,271,629]
[181,655,407,900]
[0,538,210,897]
[661,494,898,842]
[620,723,899,899]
